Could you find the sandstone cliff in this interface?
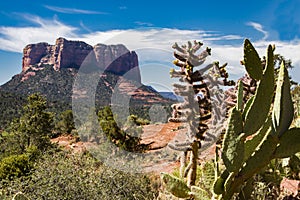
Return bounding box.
[22,38,141,82]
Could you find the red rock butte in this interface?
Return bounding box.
[22,37,141,82]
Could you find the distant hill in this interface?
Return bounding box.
[0,38,175,129]
[145,86,183,102]
[159,92,184,102]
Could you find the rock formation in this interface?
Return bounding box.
[22,38,141,82]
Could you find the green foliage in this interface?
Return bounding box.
[166,160,216,199]
[98,106,143,151]
[17,94,54,150]
[196,160,217,199]
[216,39,300,200]
[0,144,41,181]
[0,130,26,160]
[272,62,294,136]
[0,65,74,129]
[247,154,300,199]
[173,161,218,199]
[0,94,56,160]
[0,154,31,180]
[222,107,244,173]
[214,174,227,195]
[55,109,75,135]
[161,173,191,198]
[274,128,300,158]
[0,94,55,182]
[0,64,173,130]
[0,191,6,200]
[25,145,41,161]
[236,80,244,111]
[243,44,275,135]
[190,186,211,200]
[127,114,150,126]
[242,38,263,81]
[0,92,26,129]
[0,150,156,200]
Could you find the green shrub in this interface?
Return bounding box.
[55,109,75,136]
[98,106,143,152]
[1,150,157,200]
[0,131,25,160]
[0,154,31,180]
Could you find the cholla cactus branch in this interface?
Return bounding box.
[166,41,235,189]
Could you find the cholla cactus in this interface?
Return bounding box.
[165,41,234,190]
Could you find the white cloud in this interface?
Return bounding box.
[134,21,154,27]
[0,16,243,53]
[79,21,92,33]
[77,29,246,80]
[204,35,243,41]
[246,21,269,40]
[44,5,108,15]
[77,28,243,51]
[0,15,77,52]
[0,16,300,83]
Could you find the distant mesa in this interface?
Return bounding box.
[22,37,141,82]
[0,38,174,129]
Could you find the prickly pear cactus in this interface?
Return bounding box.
[242,39,263,81]
[272,62,294,136]
[215,39,300,200]
[161,173,191,198]
[189,186,211,200]
[292,85,300,127]
[243,44,275,135]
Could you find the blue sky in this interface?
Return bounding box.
[0,0,300,91]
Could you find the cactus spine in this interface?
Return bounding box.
[215,39,300,200]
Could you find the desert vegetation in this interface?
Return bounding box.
[0,39,300,200]
[160,39,300,200]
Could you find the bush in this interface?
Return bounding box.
[0,154,31,180]
[55,110,75,136]
[1,150,157,200]
[98,106,143,152]
[0,131,26,160]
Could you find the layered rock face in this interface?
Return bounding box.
[22,38,141,82]
[22,42,49,72]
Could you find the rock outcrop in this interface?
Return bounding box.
[22,38,141,82]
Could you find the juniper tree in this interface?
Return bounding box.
[17,94,54,150]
